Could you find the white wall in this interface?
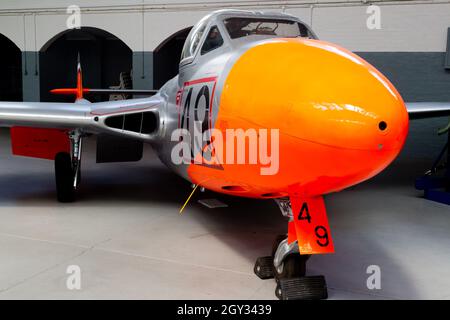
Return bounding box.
[304,3,450,52]
[0,0,449,52]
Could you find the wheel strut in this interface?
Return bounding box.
[54,130,84,202]
[68,130,83,190]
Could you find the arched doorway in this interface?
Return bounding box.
[153,27,192,89]
[40,27,132,102]
[0,34,22,101]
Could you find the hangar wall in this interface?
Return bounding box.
[0,0,449,102]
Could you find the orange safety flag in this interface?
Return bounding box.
[288,192,335,255]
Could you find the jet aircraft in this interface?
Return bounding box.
[1,9,450,299]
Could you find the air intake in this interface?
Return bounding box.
[104,112,158,135]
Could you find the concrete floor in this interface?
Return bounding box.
[0,117,450,300]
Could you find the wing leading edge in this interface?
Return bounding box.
[406,102,450,119]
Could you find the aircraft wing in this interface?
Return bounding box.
[0,101,92,129]
[0,96,163,141]
[407,102,450,119]
[0,54,163,140]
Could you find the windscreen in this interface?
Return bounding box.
[181,17,208,61]
[224,17,311,39]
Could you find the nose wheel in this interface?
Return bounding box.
[254,234,327,300]
[254,198,329,300]
[275,275,327,300]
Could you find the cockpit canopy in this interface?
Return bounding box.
[223,17,310,39]
[180,10,315,66]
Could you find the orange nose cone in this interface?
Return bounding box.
[217,38,409,196]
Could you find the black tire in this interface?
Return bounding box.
[275,254,307,279]
[276,276,328,300]
[55,152,75,203]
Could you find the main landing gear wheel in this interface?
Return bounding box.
[54,130,83,203]
[55,152,76,203]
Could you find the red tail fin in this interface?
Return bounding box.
[50,53,89,100]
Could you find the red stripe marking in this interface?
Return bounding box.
[183,76,217,87]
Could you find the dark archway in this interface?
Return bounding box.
[153,27,192,89]
[0,34,22,101]
[40,27,132,102]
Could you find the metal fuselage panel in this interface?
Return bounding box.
[155,50,234,181]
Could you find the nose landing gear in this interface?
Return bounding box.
[254,198,330,300]
[254,235,327,300]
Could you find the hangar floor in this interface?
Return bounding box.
[0,118,450,300]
